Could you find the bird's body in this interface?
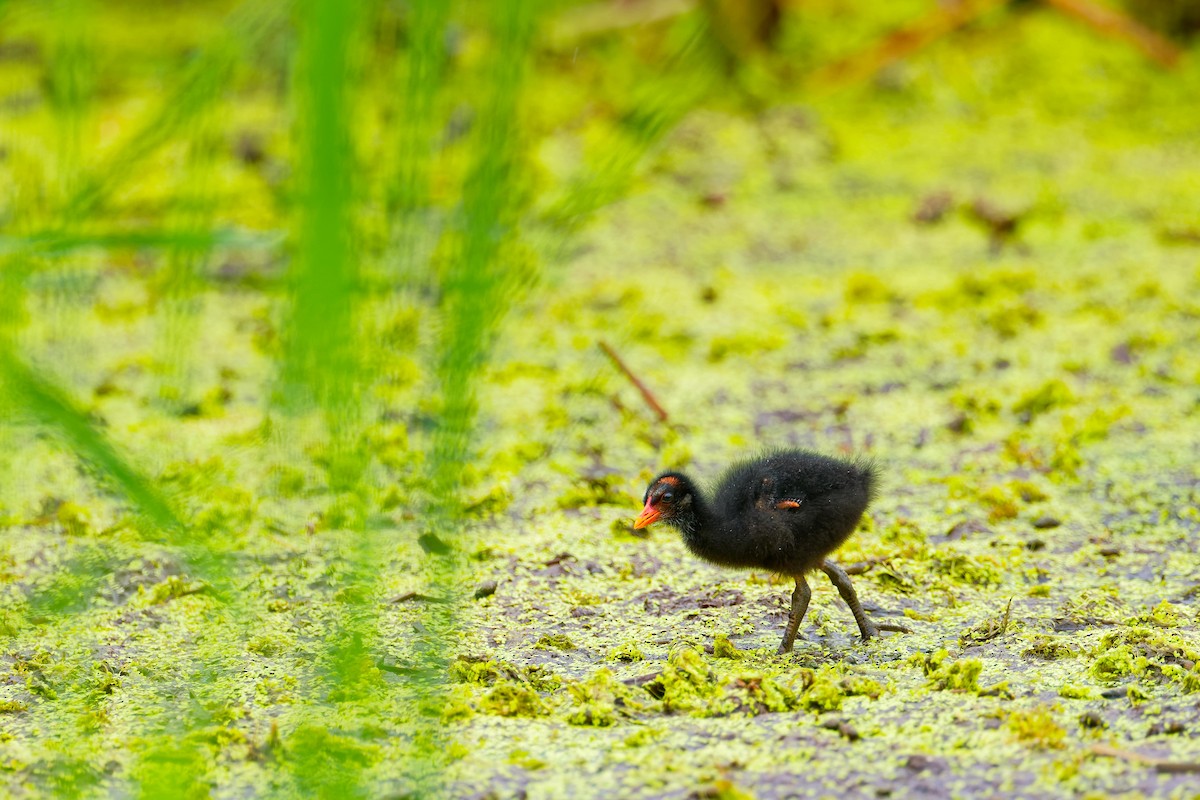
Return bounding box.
[671,450,875,573]
[635,449,905,653]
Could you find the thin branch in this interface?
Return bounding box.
[1090,744,1200,774]
[1043,0,1181,69]
[599,340,669,423]
[809,0,1180,92]
[808,0,1008,90]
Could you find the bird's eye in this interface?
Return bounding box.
[661,491,674,503]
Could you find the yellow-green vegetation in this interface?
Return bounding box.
[565,668,645,726]
[2,0,1200,798]
[917,650,984,693]
[1007,706,1068,749]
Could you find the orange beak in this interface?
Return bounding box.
[633,502,661,529]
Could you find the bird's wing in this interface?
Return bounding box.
[754,475,804,511]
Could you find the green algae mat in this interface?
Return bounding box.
[1,1,1199,798]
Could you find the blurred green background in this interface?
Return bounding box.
[1,0,1198,797]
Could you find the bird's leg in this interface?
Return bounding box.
[820,560,910,642]
[777,575,812,655]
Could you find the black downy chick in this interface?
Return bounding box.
[635,449,907,654]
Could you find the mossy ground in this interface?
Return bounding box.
[2,4,1200,798]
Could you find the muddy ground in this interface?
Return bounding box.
[1,5,1199,798]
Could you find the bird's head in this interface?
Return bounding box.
[634,473,692,530]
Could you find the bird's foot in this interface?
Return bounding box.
[776,639,800,655]
[859,620,911,642]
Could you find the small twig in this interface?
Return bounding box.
[1090,744,1200,774]
[389,591,447,604]
[599,340,669,423]
[809,0,1007,90]
[843,558,886,575]
[809,0,1180,93]
[375,659,422,676]
[1043,0,1181,69]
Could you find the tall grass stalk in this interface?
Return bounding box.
[407,1,539,792]
[0,0,719,794]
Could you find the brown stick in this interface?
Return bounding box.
[1089,744,1200,774]
[389,591,446,604]
[808,0,1008,90]
[1043,0,1181,68]
[599,340,669,422]
[809,0,1180,92]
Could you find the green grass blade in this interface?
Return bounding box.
[280,0,361,412]
[0,353,180,532]
[61,1,286,221]
[279,2,379,797]
[406,2,540,795]
[387,0,450,280]
[0,228,280,258]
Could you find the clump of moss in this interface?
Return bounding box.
[1160,664,1200,693]
[1139,600,1182,628]
[932,552,1001,587]
[916,650,983,692]
[556,472,634,509]
[1007,706,1067,749]
[873,564,918,594]
[1049,435,1084,478]
[1056,588,1126,627]
[480,681,548,717]
[844,272,896,304]
[507,749,547,770]
[450,657,506,685]
[1058,684,1095,700]
[724,672,797,714]
[623,728,659,748]
[462,482,512,517]
[608,643,645,662]
[440,687,475,723]
[840,673,885,700]
[645,646,724,714]
[449,657,562,691]
[566,668,646,726]
[798,668,846,712]
[977,479,1048,522]
[712,634,742,660]
[1100,627,1199,662]
[977,485,1019,521]
[880,517,926,546]
[55,501,94,536]
[247,636,286,657]
[1092,627,1200,692]
[960,599,1014,646]
[1126,685,1152,705]
[791,665,885,714]
[987,300,1043,340]
[1013,379,1074,420]
[1023,636,1075,660]
[534,634,576,651]
[707,331,785,362]
[1090,646,1144,683]
[147,575,204,606]
[694,779,756,800]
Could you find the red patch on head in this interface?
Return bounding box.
[658,476,681,487]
